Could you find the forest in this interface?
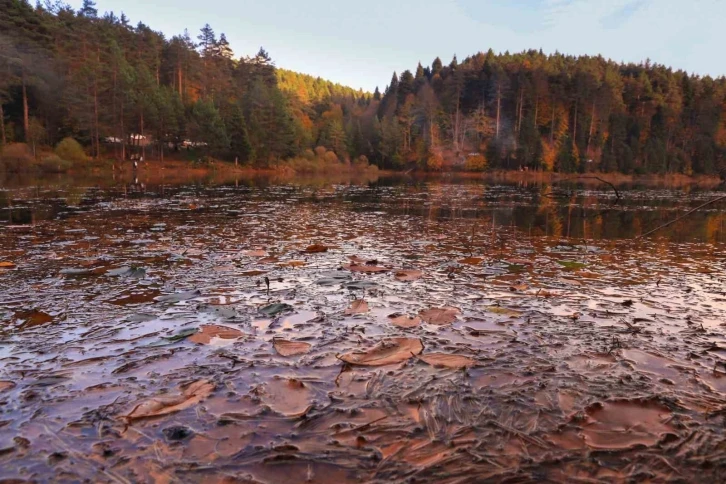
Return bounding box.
[2,0,726,175]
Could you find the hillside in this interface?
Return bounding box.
[1,0,726,176]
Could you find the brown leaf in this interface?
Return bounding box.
[304,244,328,253]
[339,338,423,366]
[418,307,460,325]
[345,299,369,315]
[581,399,674,449]
[509,283,529,292]
[343,264,389,273]
[394,269,423,281]
[487,306,523,317]
[260,378,314,417]
[188,324,243,344]
[242,249,267,257]
[273,339,312,357]
[388,313,422,328]
[459,257,483,265]
[124,380,214,421]
[278,260,306,267]
[0,261,16,269]
[419,353,476,368]
[240,270,266,277]
[15,309,53,328]
[0,381,16,392]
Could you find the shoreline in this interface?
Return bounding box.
[1,159,723,189]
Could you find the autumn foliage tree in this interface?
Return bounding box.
[1,1,725,176]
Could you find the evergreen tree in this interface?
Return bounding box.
[227,104,254,162]
[78,0,97,18]
[188,99,229,155]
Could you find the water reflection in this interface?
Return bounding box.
[1,174,725,242]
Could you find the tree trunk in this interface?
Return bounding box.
[496,85,501,139]
[453,91,461,152]
[177,62,183,97]
[94,47,101,159]
[93,78,100,159]
[0,102,6,146]
[112,67,118,159]
[586,101,596,157]
[140,112,145,161]
[120,100,126,161]
[517,87,524,134]
[22,74,29,142]
[550,100,555,144]
[159,119,164,162]
[573,100,578,142]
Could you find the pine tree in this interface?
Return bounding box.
[218,33,233,59]
[227,104,254,162]
[197,24,217,57]
[188,99,229,155]
[432,57,443,76]
[78,0,97,18]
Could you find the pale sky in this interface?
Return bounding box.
[68,0,725,91]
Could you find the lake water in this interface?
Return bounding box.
[1,174,725,481]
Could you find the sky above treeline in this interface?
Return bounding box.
[66,0,725,92]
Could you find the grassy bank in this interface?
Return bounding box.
[2,141,722,190]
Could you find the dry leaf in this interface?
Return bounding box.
[304,244,328,253]
[394,269,423,281]
[273,339,312,356]
[15,309,53,327]
[339,338,423,366]
[0,261,16,269]
[388,313,422,328]
[240,270,266,277]
[188,324,243,344]
[0,381,16,392]
[278,260,306,267]
[124,380,214,421]
[345,299,369,315]
[343,264,389,273]
[581,399,674,449]
[487,306,523,317]
[418,307,460,325]
[260,378,314,417]
[459,257,483,265]
[242,249,267,257]
[419,353,476,368]
[510,283,529,292]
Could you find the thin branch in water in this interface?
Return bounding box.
[636,194,726,239]
[560,175,622,201]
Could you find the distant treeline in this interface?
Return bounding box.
[2,0,726,175]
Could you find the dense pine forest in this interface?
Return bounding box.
[2,0,726,176]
